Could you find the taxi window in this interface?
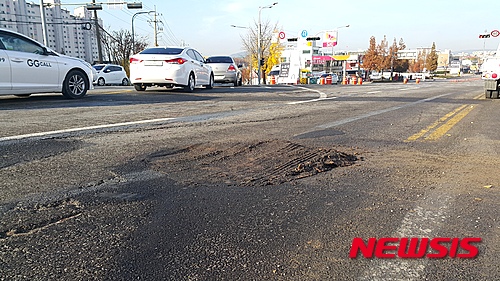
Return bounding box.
[0,32,44,54]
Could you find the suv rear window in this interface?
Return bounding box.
[206,56,233,63]
[140,47,184,55]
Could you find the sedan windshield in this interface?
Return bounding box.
[140,47,184,55]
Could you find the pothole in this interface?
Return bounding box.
[0,198,83,239]
[149,140,359,187]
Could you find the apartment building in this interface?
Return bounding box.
[0,0,99,63]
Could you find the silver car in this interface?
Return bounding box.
[206,56,242,86]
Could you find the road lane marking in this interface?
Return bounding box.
[424,105,475,141]
[405,99,477,142]
[0,117,176,142]
[360,191,453,281]
[287,97,338,105]
[405,105,468,142]
[316,92,456,129]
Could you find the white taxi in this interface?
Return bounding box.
[0,28,94,99]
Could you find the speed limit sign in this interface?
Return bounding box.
[491,30,500,37]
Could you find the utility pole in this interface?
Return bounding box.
[147,6,160,47]
[92,0,103,63]
[39,0,49,46]
[154,9,158,46]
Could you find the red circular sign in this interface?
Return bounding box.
[279,31,285,40]
[491,30,500,37]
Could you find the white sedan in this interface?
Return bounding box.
[0,28,94,99]
[93,64,129,86]
[129,46,214,92]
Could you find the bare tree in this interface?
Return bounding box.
[240,20,279,84]
[100,28,148,76]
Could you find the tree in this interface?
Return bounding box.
[101,28,148,76]
[266,41,283,74]
[378,35,390,71]
[362,36,379,73]
[410,49,426,73]
[240,20,280,84]
[426,42,438,72]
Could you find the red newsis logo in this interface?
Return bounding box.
[349,237,481,258]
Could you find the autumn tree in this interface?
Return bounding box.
[362,36,380,73]
[240,20,280,84]
[378,35,390,71]
[426,42,438,72]
[409,49,426,73]
[393,38,408,73]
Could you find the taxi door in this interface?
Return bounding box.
[2,33,60,92]
[0,49,11,92]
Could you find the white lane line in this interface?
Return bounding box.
[367,91,381,94]
[0,117,176,142]
[359,191,453,281]
[316,92,455,129]
[286,85,329,104]
[287,97,338,105]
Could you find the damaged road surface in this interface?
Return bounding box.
[0,81,499,280]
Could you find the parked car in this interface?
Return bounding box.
[205,56,242,86]
[129,46,214,92]
[93,64,129,86]
[0,28,94,99]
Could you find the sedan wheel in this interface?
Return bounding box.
[122,78,129,86]
[97,77,105,86]
[134,84,147,91]
[184,73,195,92]
[62,70,88,99]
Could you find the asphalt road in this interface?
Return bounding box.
[0,78,499,280]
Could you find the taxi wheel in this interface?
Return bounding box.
[97,77,105,86]
[62,70,88,99]
[206,74,214,89]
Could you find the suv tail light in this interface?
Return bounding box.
[129,57,142,64]
[227,64,236,72]
[493,73,498,79]
[165,58,187,64]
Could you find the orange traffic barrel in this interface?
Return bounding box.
[358,77,363,85]
[326,75,332,84]
[403,78,408,84]
[416,78,420,84]
[270,75,276,85]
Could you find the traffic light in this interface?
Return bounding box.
[260,58,265,66]
[86,4,102,10]
[127,2,143,9]
[479,34,491,38]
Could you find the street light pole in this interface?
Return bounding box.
[335,25,349,79]
[257,2,278,85]
[132,10,154,54]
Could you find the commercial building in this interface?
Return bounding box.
[0,0,99,63]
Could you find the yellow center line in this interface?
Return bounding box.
[425,105,475,141]
[404,104,468,142]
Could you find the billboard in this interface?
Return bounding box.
[323,30,338,47]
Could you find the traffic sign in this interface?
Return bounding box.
[301,30,308,38]
[279,31,286,40]
[491,30,500,37]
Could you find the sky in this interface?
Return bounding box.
[62,0,500,56]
